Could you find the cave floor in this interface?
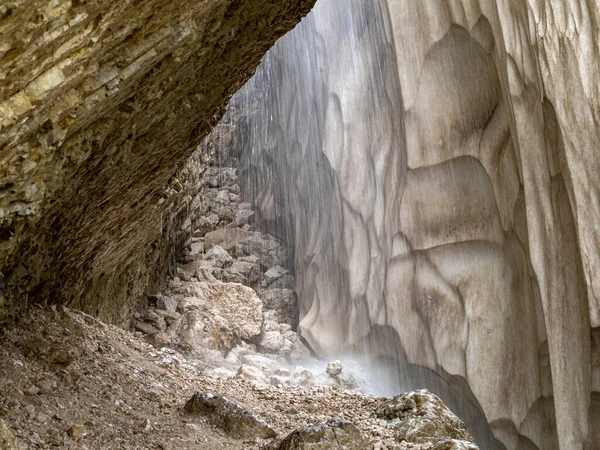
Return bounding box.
[0,307,395,449]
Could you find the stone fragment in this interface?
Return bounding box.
[295,370,316,387]
[223,260,261,285]
[264,265,288,284]
[335,372,359,390]
[185,392,275,439]
[68,424,86,438]
[177,297,207,313]
[203,245,233,268]
[260,330,286,354]
[270,375,292,387]
[156,296,178,313]
[190,242,204,255]
[277,418,368,449]
[326,360,343,377]
[195,213,220,236]
[236,365,269,385]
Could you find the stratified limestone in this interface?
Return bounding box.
[0,0,315,324]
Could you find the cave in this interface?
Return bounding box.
[0,0,599,449]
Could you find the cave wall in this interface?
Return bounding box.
[235,0,600,449]
[0,0,315,324]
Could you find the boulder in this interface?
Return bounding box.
[168,280,263,354]
[326,361,343,377]
[195,213,220,237]
[203,245,234,268]
[277,418,368,449]
[185,392,275,439]
[259,330,287,354]
[156,296,179,313]
[223,260,261,285]
[375,390,478,448]
[264,265,288,284]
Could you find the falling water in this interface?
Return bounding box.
[221,0,535,448]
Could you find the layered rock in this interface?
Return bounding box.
[0,0,315,324]
[233,0,600,449]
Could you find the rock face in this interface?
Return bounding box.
[0,0,315,324]
[233,0,600,449]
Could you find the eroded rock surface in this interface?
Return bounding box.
[0,0,315,326]
[231,0,600,449]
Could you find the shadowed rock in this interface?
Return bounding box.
[184,392,276,439]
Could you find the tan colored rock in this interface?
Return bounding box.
[0,420,19,449]
[0,0,315,326]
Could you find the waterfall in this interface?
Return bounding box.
[225,0,588,449]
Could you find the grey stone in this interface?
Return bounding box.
[277,418,368,449]
[203,245,233,268]
[264,265,288,284]
[185,392,275,439]
[326,360,343,377]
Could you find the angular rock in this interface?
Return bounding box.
[223,260,261,285]
[326,361,343,377]
[235,365,269,385]
[168,280,263,354]
[156,296,179,313]
[195,213,221,237]
[264,265,288,284]
[277,418,368,449]
[203,245,234,268]
[375,390,478,448]
[260,330,287,354]
[185,392,275,439]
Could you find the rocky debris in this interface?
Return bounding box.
[0,307,480,449]
[185,392,276,439]
[276,418,368,449]
[375,390,478,448]
[0,420,19,449]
